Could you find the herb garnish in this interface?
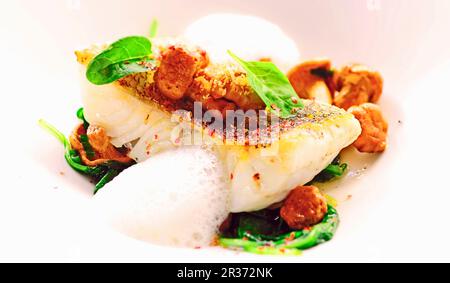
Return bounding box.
[228,51,303,118]
[86,36,153,85]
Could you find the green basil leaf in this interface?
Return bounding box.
[86,36,153,85]
[228,50,303,118]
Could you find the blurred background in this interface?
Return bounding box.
[2,0,450,92]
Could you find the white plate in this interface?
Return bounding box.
[1,0,450,262]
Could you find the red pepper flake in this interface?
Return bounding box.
[230,173,234,180]
[145,143,152,156]
[154,134,159,141]
[253,173,261,182]
[194,246,201,250]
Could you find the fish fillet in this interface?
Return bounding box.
[76,45,361,213]
[217,100,361,212]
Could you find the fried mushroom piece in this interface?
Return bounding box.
[153,45,265,116]
[333,64,383,110]
[287,59,334,103]
[348,103,388,153]
[155,45,209,100]
[70,124,133,166]
[187,63,265,112]
[280,186,328,230]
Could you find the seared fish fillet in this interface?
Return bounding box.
[219,100,361,212]
[76,44,361,213]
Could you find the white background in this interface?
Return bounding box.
[0,0,450,262]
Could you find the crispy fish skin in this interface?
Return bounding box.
[75,43,264,115]
[219,100,361,212]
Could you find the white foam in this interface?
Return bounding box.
[93,146,230,247]
[184,13,301,72]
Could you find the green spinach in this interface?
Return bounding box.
[310,156,348,183]
[219,205,339,255]
[39,109,135,194]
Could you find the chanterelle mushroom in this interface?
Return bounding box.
[348,103,388,153]
[287,59,334,104]
[70,124,133,166]
[333,64,383,110]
